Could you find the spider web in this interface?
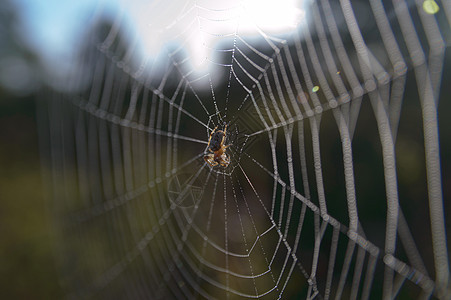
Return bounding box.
[39,0,451,298]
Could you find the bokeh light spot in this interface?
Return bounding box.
[422,0,439,15]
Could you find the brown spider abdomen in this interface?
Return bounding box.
[209,130,225,152]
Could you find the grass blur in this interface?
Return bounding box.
[0,98,61,298]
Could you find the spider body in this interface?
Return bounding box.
[204,125,230,167]
[209,130,225,152]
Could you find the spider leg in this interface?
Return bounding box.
[204,153,218,167]
[219,154,230,167]
[208,159,219,167]
[208,126,218,143]
[219,124,228,146]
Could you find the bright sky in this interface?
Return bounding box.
[15,0,104,61]
[12,0,306,77]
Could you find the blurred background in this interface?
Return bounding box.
[0,0,65,298]
[0,0,450,299]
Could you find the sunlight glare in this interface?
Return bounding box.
[243,0,305,33]
[125,0,306,72]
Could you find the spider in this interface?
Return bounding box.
[204,124,231,168]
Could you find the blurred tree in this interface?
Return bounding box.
[0,0,41,98]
